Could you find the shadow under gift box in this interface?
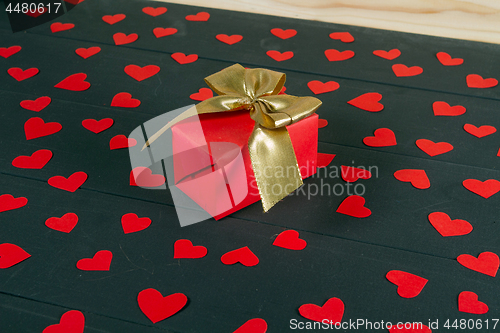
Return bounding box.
[171,110,319,220]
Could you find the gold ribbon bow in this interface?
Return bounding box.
[144,63,322,212]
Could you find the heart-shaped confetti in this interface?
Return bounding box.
[273,230,307,250]
[317,153,336,168]
[137,289,188,323]
[82,118,113,133]
[20,96,51,112]
[436,52,463,66]
[416,139,453,156]
[466,74,498,88]
[432,101,465,116]
[12,149,52,169]
[318,119,328,128]
[221,246,259,266]
[130,167,166,187]
[102,14,125,25]
[373,49,400,60]
[348,92,383,112]
[428,212,472,237]
[266,50,294,61]
[457,252,499,277]
[121,213,152,234]
[299,297,344,323]
[190,88,213,101]
[76,250,112,271]
[174,239,208,258]
[329,32,354,42]
[0,194,28,213]
[307,80,339,94]
[363,128,397,147]
[233,318,267,333]
[0,45,21,58]
[171,52,198,64]
[142,7,167,17]
[45,213,78,233]
[42,310,85,333]
[48,172,88,192]
[185,12,210,21]
[386,270,428,298]
[111,92,141,108]
[392,64,423,77]
[75,47,101,59]
[0,243,31,268]
[336,195,371,218]
[216,34,243,45]
[463,124,496,138]
[270,28,296,39]
[8,67,39,81]
[462,179,500,198]
[50,22,75,33]
[110,135,137,150]
[458,291,489,314]
[124,65,160,81]
[153,27,178,38]
[24,117,62,140]
[54,73,91,91]
[341,166,372,182]
[113,33,138,45]
[324,49,355,61]
[394,169,430,189]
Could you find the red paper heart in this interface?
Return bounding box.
[130,167,165,187]
[45,213,78,233]
[76,250,112,271]
[121,213,152,234]
[24,117,62,140]
[113,33,138,45]
[432,101,466,116]
[109,135,137,150]
[20,96,51,112]
[336,195,371,218]
[75,47,101,59]
[388,324,432,332]
[82,118,113,133]
[324,49,355,61]
[273,230,307,250]
[0,243,31,268]
[266,50,294,61]
[386,270,428,298]
[64,0,84,5]
[174,239,208,258]
[363,128,397,147]
[171,52,198,64]
[190,88,213,101]
[436,52,463,66]
[0,45,21,58]
[0,194,28,213]
[466,74,498,88]
[124,65,160,81]
[50,22,75,33]
[42,310,85,333]
[307,80,339,94]
[221,246,259,266]
[185,12,210,21]
[142,7,167,17]
[428,212,472,237]
[457,252,499,277]
[329,32,354,42]
[341,166,372,182]
[12,149,52,169]
[8,67,39,81]
[216,34,243,45]
[463,124,496,138]
[416,139,453,156]
[318,119,328,128]
[458,291,489,314]
[394,169,430,189]
[462,179,500,199]
[348,92,383,112]
[102,14,125,25]
[373,49,401,60]
[48,172,88,192]
[317,153,336,168]
[111,92,141,108]
[153,27,178,38]
[233,318,267,333]
[299,297,344,323]
[138,289,188,323]
[54,73,91,91]
[392,64,423,77]
[270,28,297,39]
